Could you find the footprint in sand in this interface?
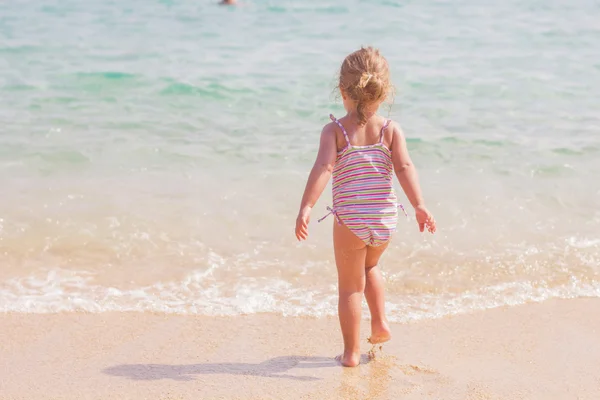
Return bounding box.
[362,339,451,393]
[398,364,438,376]
[361,356,451,397]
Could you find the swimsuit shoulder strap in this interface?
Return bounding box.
[379,119,391,144]
[330,114,350,146]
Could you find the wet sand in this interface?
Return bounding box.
[1,298,600,399]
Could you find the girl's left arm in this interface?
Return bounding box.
[295,123,337,241]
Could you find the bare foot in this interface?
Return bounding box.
[368,320,391,344]
[335,351,361,367]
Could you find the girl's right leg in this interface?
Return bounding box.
[333,221,367,367]
[365,243,392,344]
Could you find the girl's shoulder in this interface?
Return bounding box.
[378,115,399,133]
[381,118,404,136]
[379,115,398,128]
[321,121,340,140]
[379,118,406,150]
[322,119,339,131]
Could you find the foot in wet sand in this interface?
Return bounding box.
[336,351,361,367]
[368,320,391,344]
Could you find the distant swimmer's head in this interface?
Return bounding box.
[219,0,237,5]
[338,47,392,125]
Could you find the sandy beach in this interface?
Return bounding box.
[1,298,599,399]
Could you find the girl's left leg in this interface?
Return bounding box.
[333,221,367,367]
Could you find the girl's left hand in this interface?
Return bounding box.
[415,205,436,234]
[295,206,311,241]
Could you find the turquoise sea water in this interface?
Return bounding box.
[1,0,599,320]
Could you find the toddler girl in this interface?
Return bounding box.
[295,47,436,367]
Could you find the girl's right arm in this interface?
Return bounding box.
[390,122,436,233]
[295,123,338,241]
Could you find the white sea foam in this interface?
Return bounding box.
[2,269,600,323]
[566,237,600,249]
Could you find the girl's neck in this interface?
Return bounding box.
[344,110,377,123]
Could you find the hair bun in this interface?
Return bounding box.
[358,72,374,89]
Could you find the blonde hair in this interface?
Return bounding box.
[338,47,392,125]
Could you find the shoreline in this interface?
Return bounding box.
[1,298,600,399]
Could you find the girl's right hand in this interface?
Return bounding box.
[295,206,311,241]
[415,205,436,234]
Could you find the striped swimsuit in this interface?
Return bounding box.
[319,114,405,246]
